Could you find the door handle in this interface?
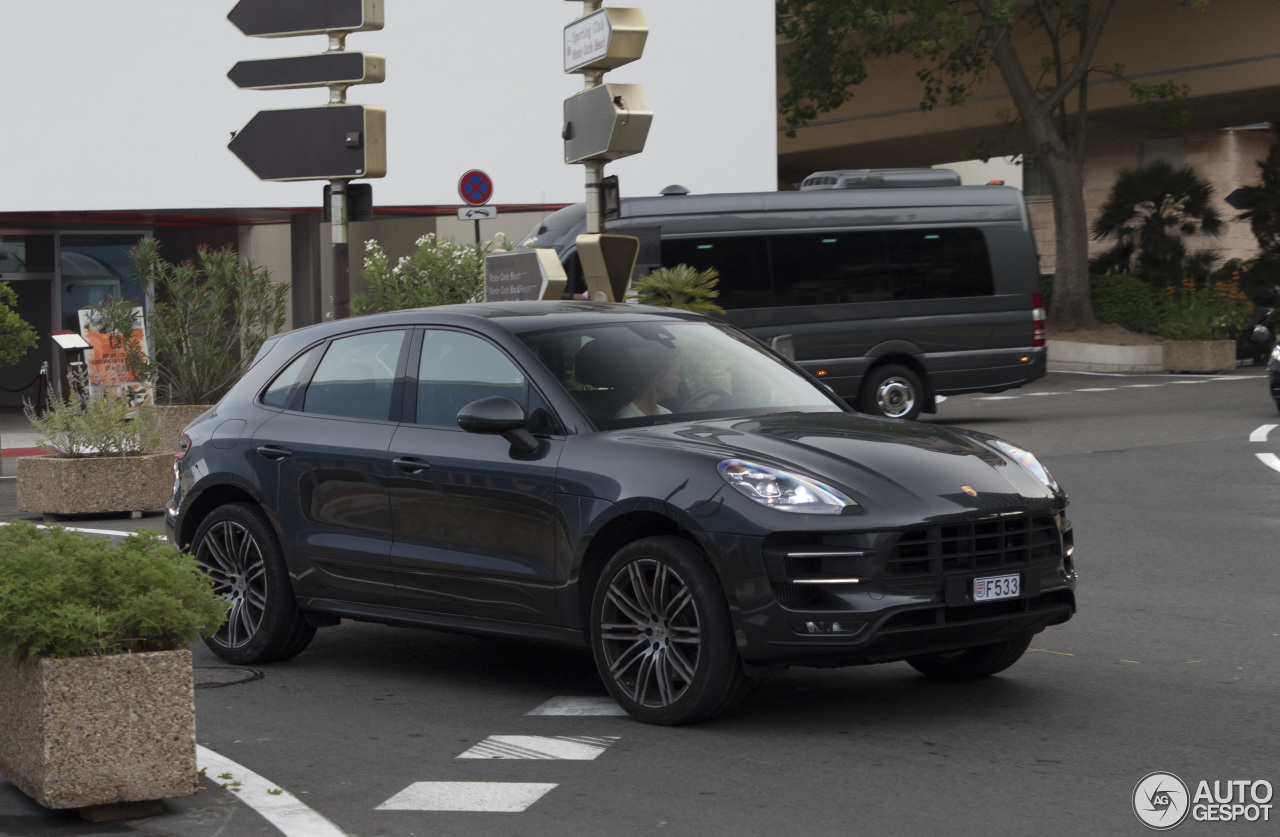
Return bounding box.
[255,444,293,461]
[393,456,431,475]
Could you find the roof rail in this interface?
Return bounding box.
[799,169,961,191]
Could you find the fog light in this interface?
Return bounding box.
[790,620,864,636]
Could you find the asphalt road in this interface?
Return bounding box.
[2,369,1278,836]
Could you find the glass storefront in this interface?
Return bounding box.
[0,230,149,406]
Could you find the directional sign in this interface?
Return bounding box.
[458,206,498,221]
[458,170,494,206]
[228,52,385,91]
[230,105,386,181]
[564,8,648,74]
[228,0,384,38]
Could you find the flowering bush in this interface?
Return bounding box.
[353,234,494,315]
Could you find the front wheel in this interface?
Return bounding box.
[859,364,924,420]
[905,632,1034,680]
[590,536,748,725]
[192,503,315,665]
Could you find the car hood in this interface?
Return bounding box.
[616,412,1064,523]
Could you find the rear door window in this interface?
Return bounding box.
[302,330,408,421]
[261,345,321,410]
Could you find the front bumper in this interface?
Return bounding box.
[706,510,1077,667]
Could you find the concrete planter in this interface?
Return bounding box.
[0,650,198,810]
[1162,339,1235,373]
[148,405,213,454]
[16,453,173,515]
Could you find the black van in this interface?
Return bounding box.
[525,169,1046,420]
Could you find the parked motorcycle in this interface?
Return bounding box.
[1236,285,1278,365]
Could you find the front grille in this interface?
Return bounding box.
[888,514,1060,579]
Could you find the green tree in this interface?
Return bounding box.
[1090,160,1223,285]
[0,282,38,368]
[128,239,287,404]
[628,265,725,315]
[1222,139,1280,287]
[777,0,1209,330]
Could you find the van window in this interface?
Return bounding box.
[658,236,771,310]
[769,231,893,306]
[885,228,994,300]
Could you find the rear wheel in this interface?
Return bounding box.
[590,536,748,725]
[192,503,315,665]
[859,364,924,420]
[906,632,1034,680]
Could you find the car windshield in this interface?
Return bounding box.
[518,319,844,428]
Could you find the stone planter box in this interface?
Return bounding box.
[0,650,197,810]
[1162,339,1235,373]
[17,453,173,515]
[148,405,213,454]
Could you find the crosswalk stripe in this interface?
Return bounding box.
[377,782,557,812]
[458,735,620,761]
[527,696,627,716]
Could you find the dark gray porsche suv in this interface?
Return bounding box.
[168,302,1077,725]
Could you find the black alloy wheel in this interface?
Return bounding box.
[905,631,1034,680]
[192,503,315,665]
[859,363,924,421]
[590,536,748,725]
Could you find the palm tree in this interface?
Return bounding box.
[628,265,725,315]
[1090,160,1223,285]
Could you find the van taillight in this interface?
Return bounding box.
[1032,293,1046,347]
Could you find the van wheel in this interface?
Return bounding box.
[860,364,923,420]
[589,536,749,725]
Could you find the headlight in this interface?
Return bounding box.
[992,440,1059,492]
[718,459,858,514]
[1270,344,1280,363]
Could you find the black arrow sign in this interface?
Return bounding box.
[229,105,386,181]
[228,52,384,90]
[228,0,383,38]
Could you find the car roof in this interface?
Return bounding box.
[264,301,708,355]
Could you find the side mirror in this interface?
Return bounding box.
[456,396,540,453]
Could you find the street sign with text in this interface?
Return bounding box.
[229,105,386,181]
[458,206,498,221]
[229,52,385,91]
[228,0,384,38]
[564,8,648,74]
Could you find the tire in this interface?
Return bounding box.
[589,536,749,725]
[191,502,315,665]
[859,364,924,421]
[905,631,1034,681]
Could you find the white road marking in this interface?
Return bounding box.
[976,396,1019,401]
[377,782,557,813]
[1075,387,1117,392]
[5,521,163,539]
[1257,453,1280,475]
[1026,392,1064,396]
[458,735,619,760]
[1171,380,1209,385]
[198,745,348,837]
[1123,384,1164,388]
[1250,424,1277,443]
[527,696,627,716]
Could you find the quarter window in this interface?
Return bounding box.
[261,345,320,410]
[302,330,407,421]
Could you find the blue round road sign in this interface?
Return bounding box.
[458,170,494,206]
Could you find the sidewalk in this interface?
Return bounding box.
[1,406,45,477]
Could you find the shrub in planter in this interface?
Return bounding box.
[353,234,495,314]
[0,523,227,810]
[18,373,172,515]
[628,265,725,315]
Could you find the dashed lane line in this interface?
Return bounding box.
[376,782,557,813]
[458,735,620,760]
[198,745,348,837]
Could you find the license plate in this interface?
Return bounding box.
[973,573,1020,602]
